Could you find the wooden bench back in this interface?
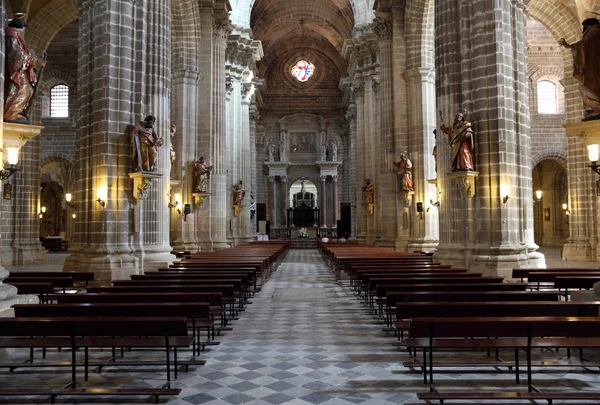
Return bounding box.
[386,291,560,307]
[14,302,210,319]
[377,282,526,297]
[56,292,223,306]
[397,301,600,320]
[409,316,600,339]
[87,285,235,297]
[0,317,189,337]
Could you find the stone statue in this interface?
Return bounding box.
[432,129,438,173]
[279,138,286,161]
[559,18,600,121]
[267,139,275,161]
[329,140,338,161]
[233,180,246,206]
[363,178,375,205]
[321,142,328,160]
[130,115,163,172]
[193,156,213,193]
[169,124,176,164]
[440,109,474,172]
[393,152,414,192]
[4,13,46,123]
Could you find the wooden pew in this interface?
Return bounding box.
[0,317,188,401]
[527,271,600,290]
[512,267,600,282]
[6,271,94,286]
[384,291,561,328]
[8,282,55,303]
[554,276,600,299]
[408,316,600,403]
[14,302,214,356]
[373,281,521,315]
[86,285,238,317]
[395,301,600,341]
[5,276,74,293]
[55,291,229,329]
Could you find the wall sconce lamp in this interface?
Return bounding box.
[72,213,77,219]
[588,144,600,175]
[183,203,191,221]
[65,193,75,208]
[416,202,424,219]
[501,184,510,205]
[168,193,181,215]
[39,206,46,219]
[96,186,107,208]
[0,147,20,180]
[562,203,571,216]
[535,189,542,202]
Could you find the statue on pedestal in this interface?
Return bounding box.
[440,109,475,172]
[130,115,163,172]
[560,18,600,121]
[4,13,46,123]
[193,156,213,193]
[169,124,176,164]
[233,180,246,206]
[393,152,414,192]
[363,178,375,205]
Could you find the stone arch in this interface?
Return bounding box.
[528,66,565,114]
[24,0,78,55]
[404,0,434,70]
[526,0,585,121]
[531,149,568,170]
[231,0,367,31]
[171,0,202,75]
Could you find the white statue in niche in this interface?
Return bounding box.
[329,140,338,161]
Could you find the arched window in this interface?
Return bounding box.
[50,85,69,118]
[537,80,557,114]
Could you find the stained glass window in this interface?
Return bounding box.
[291,60,315,82]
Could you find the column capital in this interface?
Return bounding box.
[405,67,435,83]
[320,175,327,182]
[332,175,339,182]
[280,175,288,182]
[352,81,365,99]
[213,19,233,45]
[373,17,393,41]
[269,176,276,183]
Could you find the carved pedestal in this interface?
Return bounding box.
[447,171,479,198]
[129,172,163,203]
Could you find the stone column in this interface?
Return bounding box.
[136,0,175,272]
[374,17,397,248]
[0,7,38,313]
[406,67,439,251]
[332,175,339,231]
[268,176,276,232]
[171,69,200,252]
[65,0,144,284]
[209,19,232,250]
[353,83,367,243]
[239,85,253,243]
[279,175,287,228]
[195,6,216,252]
[249,106,260,237]
[12,137,46,264]
[320,175,327,229]
[434,0,544,275]
[346,105,358,238]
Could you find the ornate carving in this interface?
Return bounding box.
[352,83,365,98]
[213,20,233,43]
[373,17,393,41]
[129,172,162,203]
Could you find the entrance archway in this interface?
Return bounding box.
[532,159,569,247]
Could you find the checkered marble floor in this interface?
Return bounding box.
[4,249,600,404]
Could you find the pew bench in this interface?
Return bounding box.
[406,316,600,389]
[417,389,600,405]
[0,317,190,402]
